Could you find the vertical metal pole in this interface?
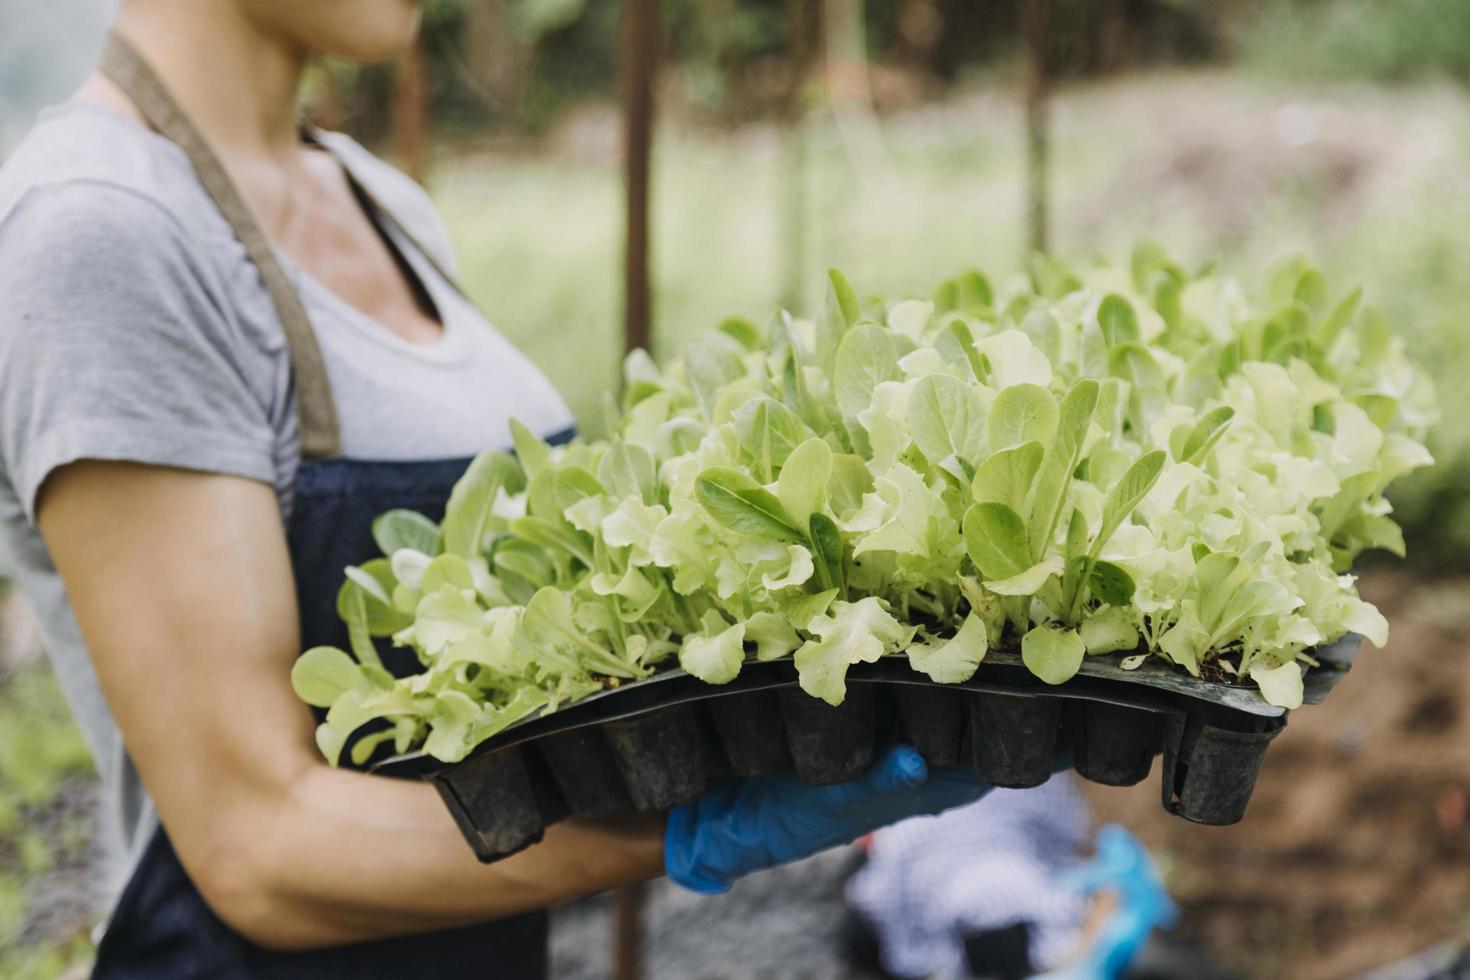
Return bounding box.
[393,29,429,184]
[621,0,658,357]
[1021,0,1049,255]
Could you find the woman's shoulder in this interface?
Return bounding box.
[0,102,222,246]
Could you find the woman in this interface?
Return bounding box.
[0,2,989,976]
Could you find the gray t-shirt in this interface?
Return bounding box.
[0,102,575,897]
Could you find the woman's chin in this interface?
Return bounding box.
[251,0,423,64]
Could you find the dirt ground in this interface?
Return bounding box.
[1086,568,1470,980]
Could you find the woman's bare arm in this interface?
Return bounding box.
[38,461,664,951]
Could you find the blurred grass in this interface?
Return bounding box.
[0,655,96,977]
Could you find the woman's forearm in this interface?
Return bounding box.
[219,763,664,950]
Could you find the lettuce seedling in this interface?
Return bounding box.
[294,246,1437,763]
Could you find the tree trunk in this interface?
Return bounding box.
[1098,0,1126,73]
[393,31,429,184]
[621,0,658,358]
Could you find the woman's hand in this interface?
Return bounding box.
[665,745,990,894]
[38,461,664,950]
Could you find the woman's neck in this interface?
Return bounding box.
[106,0,308,167]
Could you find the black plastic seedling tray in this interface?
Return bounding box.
[373,635,1360,863]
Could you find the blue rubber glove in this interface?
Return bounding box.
[664,745,990,894]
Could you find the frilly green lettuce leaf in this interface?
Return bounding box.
[907,613,988,684]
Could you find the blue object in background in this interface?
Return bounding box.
[1041,824,1178,980]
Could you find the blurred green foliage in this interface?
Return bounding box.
[1243,0,1470,85]
[313,0,1224,137]
[0,647,96,977]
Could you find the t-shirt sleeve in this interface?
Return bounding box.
[0,182,278,524]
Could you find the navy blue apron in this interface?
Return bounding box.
[90,33,571,979]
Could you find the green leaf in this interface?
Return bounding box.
[962,502,1032,581]
[421,553,475,594]
[695,467,806,543]
[786,588,839,631]
[828,267,861,327]
[908,374,988,466]
[521,586,641,679]
[818,268,862,373]
[598,442,658,503]
[1027,379,1099,561]
[316,723,349,767]
[808,512,847,597]
[717,316,762,351]
[987,383,1058,452]
[970,441,1044,513]
[1180,407,1235,465]
[510,418,553,477]
[734,397,811,482]
[1249,660,1304,710]
[828,453,874,518]
[1060,510,1091,613]
[776,437,833,525]
[834,325,901,419]
[411,586,486,655]
[553,466,604,512]
[1311,286,1361,352]
[907,614,988,684]
[511,516,594,568]
[349,729,400,767]
[291,647,368,708]
[1094,450,1167,557]
[372,510,439,558]
[1079,607,1140,655]
[1097,294,1139,347]
[1088,560,1136,607]
[1021,625,1086,685]
[794,597,913,705]
[1194,551,1250,633]
[933,270,993,312]
[339,560,410,637]
[983,557,1063,596]
[493,545,555,592]
[678,622,747,684]
[1027,252,1082,299]
[442,451,524,558]
[684,332,746,417]
[1108,343,1168,429]
[932,320,979,382]
[337,584,380,668]
[746,611,802,661]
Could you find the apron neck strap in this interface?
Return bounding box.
[297,122,470,304]
[98,32,343,459]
